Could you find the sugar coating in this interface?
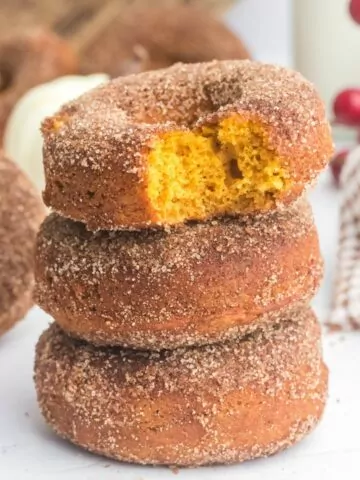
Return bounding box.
[44,60,331,171]
[35,198,323,349]
[34,309,328,466]
[0,154,45,335]
[35,60,329,467]
[42,60,333,230]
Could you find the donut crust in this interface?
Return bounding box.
[34,309,328,467]
[35,200,323,350]
[42,60,333,230]
[0,153,45,336]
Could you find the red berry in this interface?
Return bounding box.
[333,89,360,126]
[350,0,360,24]
[330,150,349,186]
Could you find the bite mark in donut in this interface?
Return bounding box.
[42,60,333,230]
[148,116,291,224]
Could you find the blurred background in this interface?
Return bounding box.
[0,0,294,191]
[2,0,360,184]
[2,0,360,144]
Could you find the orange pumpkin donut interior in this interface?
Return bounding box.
[148,116,290,224]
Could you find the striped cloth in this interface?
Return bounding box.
[331,146,360,330]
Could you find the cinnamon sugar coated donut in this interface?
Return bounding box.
[34,309,328,466]
[42,60,333,230]
[0,28,77,141]
[0,153,45,336]
[35,199,322,350]
[80,5,250,76]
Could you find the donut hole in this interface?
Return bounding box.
[147,116,291,223]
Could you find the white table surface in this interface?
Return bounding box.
[1,169,359,479]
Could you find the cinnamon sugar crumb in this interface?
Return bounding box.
[34,310,327,466]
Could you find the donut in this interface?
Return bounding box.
[80,5,250,77]
[42,60,333,230]
[0,153,45,336]
[35,199,322,350]
[0,28,77,141]
[34,309,328,466]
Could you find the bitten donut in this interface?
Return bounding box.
[34,309,328,467]
[80,5,250,77]
[42,60,333,230]
[35,199,322,350]
[0,28,77,140]
[0,153,45,336]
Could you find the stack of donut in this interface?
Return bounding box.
[34,60,333,467]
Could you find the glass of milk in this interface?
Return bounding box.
[294,0,360,141]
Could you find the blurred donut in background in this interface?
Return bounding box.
[1,1,249,189]
[0,28,77,141]
[0,153,45,337]
[78,5,250,77]
[0,1,248,80]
